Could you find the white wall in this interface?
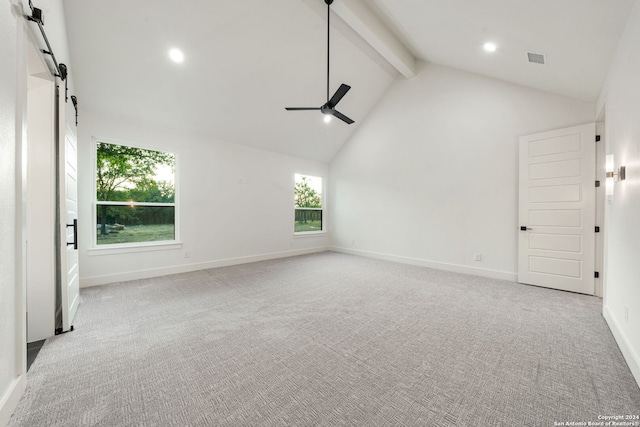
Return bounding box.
[329,63,594,280]
[78,110,329,286]
[598,1,640,386]
[0,2,24,425]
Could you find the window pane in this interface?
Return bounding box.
[295,209,322,232]
[96,205,175,245]
[294,174,322,208]
[96,142,175,203]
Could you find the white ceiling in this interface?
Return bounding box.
[370,0,636,101]
[62,0,635,162]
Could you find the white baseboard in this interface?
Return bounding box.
[603,304,640,388]
[0,375,25,427]
[330,246,518,282]
[80,246,329,287]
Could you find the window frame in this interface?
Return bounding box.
[90,137,181,253]
[293,173,326,236]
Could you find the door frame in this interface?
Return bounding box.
[13,4,37,392]
[595,120,606,298]
[17,8,67,344]
[25,30,57,343]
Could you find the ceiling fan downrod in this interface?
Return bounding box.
[284,0,354,124]
[326,0,333,102]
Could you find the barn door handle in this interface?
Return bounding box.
[66,219,78,250]
[520,226,532,231]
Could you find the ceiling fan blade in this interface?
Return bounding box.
[327,84,351,108]
[285,107,321,111]
[332,109,354,124]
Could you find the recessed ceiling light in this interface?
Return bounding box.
[324,115,332,123]
[169,48,184,63]
[483,42,497,53]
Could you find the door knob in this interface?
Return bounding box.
[520,226,532,231]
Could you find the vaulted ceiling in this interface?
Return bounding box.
[62,0,635,162]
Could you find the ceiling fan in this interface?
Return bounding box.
[285,0,354,124]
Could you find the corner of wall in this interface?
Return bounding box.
[0,375,25,427]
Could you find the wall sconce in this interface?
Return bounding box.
[606,154,626,196]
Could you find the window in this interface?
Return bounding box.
[294,173,323,233]
[95,141,176,246]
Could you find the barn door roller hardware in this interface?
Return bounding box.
[27,0,78,110]
[71,96,78,126]
[27,1,64,81]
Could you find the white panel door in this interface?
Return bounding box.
[58,83,79,332]
[518,123,596,294]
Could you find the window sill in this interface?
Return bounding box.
[88,241,183,256]
[293,231,327,238]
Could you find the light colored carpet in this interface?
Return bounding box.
[9,252,640,426]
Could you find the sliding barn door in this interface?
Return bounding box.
[57,81,79,332]
[518,123,596,295]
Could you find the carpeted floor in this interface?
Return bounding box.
[8,252,640,426]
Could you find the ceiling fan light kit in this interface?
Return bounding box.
[285,0,355,124]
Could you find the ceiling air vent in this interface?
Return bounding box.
[527,52,546,65]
